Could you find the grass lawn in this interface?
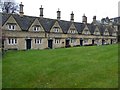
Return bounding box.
[2,44,118,88]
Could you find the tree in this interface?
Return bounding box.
[2,1,19,13]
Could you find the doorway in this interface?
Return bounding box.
[26,39,31,50]
[65,39,70,47]
[102,39,105,45]
[48,40,53,49]
[92,39,94,45]
[111,39,113,44]
[80,39,83,46]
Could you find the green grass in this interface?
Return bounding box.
[2,44,118,88]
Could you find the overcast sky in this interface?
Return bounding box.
[3,0,120,23]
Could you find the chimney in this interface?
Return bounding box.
[57,8,61,20]
[93,16,96,22]
[82,14,87,24]
[93,16,96,25]
[19,2,24,16]
[70,11,74,22]
[39,5,43,18]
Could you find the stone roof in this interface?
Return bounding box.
[74,22,85,34]
[2,13,115,35]
[2,13,11,26]
[87,24,96,34]
[13,14,36,31]
[38,18,56,32]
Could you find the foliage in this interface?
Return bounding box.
[2,1,19,13]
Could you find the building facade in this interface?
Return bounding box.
[2,3,118,50]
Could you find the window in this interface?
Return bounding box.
[104,30,108,35]
[84,29,89,35]
[95,30,99,35]
[8,24,16,30]
[8,38,17,45]
[84,39,88,43]
[54,27,59,33]
[70,30,75,34]
[71,38,76,43]
[33,26,40,31]
[35,38,42,44]
[55,39,60,44]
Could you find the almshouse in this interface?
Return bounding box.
[2,2,118,50]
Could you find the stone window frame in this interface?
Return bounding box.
[8,38,17,45]
[54,27,59,33]
[84,39,89,44]
[33,26,40,31]
[84,29,89,35]
[8,24,16,30]
[55,39,61,44]
[35,38,42,44]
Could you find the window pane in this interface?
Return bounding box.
[15,39,17,43]
[8,39,11,44]
[12,25,14,30]
[12,39,14,44]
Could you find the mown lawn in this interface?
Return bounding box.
[2,44,118,88]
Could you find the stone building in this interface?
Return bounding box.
[1,2,118,50]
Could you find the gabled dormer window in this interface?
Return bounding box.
[33,26,40,31]
[94,30,100,35]
[54,27,59,33]
[84,29,89,35]
[70,30,75,34]
[104,30,109,35]
[8,24,16,30]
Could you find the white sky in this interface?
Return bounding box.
[5,0,120,23]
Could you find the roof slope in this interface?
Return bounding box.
[58,20,72,33]
[38,18,56,32]
[13,14,36,31]
[2,13,11,26]
[74,22,85,33]
[87,24,96,34]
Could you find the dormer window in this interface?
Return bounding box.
[33,26,40,31]
[104,30,109,35]
[84,29,89,35]
[8,24,16,30]
[94,30,100,35]
[70,30,75,34]
[54,27,59,33]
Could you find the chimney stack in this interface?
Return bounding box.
[70,11,74,22]
[40,5,43,18]
[19,2,24,16]
[93,16,96,22]
[82,14,87,24]
[57,8,61,20]
[93,16,96,25]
